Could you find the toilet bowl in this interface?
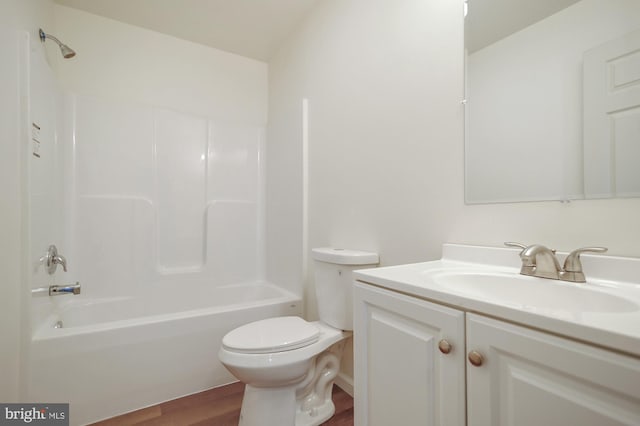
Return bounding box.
[219,318,350,425]
[218,247,379,426]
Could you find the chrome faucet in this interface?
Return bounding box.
[49,282,81,295]
[41,244,68,274]
[505,242,607,283]
[31,282,81,296]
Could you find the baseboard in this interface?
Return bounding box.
[334,372,353,397]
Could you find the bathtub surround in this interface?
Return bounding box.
[22,4,278,423]
[50,7,269,299]
[64,94,265,297]
[50,3,274,295]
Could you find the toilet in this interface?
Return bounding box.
[219,247,379,426]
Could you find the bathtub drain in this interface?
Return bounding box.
[54,320,64,329]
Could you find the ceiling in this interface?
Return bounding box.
[54,0,584,60]
[466,0,582,53]
[54,0,320,62]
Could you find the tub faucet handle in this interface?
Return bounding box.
[41,244,68,274]
[54,253,67,272]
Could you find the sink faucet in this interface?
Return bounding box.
[505,242,562,279]
[504,242,607,283]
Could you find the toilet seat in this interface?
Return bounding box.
[222,316,320,354]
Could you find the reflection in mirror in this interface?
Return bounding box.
[464,0,640,204]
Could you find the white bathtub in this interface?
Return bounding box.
[28,281,302,426]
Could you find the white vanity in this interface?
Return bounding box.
[353,244,640,426]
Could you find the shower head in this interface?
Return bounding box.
[39,28,76,59]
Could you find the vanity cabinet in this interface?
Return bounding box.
[466,313,640,426]
[353,283,466,426]
[354,282,640,426]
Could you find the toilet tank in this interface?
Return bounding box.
[311,248,379,330]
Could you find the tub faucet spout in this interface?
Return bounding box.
[49,282,81,296]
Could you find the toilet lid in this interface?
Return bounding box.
[222,316,320,354]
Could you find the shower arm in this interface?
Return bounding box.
[39,29,61,45]
[38,28,76,58]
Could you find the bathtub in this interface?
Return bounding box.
[28,281,302,426]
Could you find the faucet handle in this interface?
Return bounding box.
[504,242,527,251]
[41,244,68,274]
[506,242,557,257]
[563,247,608,272]
[54,253,68,272]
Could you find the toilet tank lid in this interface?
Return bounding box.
[311,247,379,265]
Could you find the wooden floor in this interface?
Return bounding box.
[91,382,353,426]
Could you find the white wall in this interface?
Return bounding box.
[467,0,640,203]
[53,5,267,125]
[268,0,465,313]
[267,0,640,385]
[0,0,57,402]
[267,0,465,388]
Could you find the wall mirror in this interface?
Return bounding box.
[464,0,640,204]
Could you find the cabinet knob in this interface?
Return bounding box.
[468,350,484,367]
[438,339,452,354]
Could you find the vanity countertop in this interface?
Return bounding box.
[354,243,640,358]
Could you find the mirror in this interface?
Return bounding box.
[464,0,640,204]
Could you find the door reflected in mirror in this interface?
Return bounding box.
[464,0,640,204]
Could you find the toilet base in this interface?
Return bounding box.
[237,341,346,426]
[239,383,298,426]
[295,398,335,426]
[238,382,338,426]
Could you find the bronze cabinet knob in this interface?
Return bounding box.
[468,350,484,367]
[438,339,452,354]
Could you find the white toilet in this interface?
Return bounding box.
[219,247,379,426]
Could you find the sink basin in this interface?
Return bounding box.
[430,271,639,314]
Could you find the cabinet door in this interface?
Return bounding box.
[354,282,465,426]
[466,313,640,426]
